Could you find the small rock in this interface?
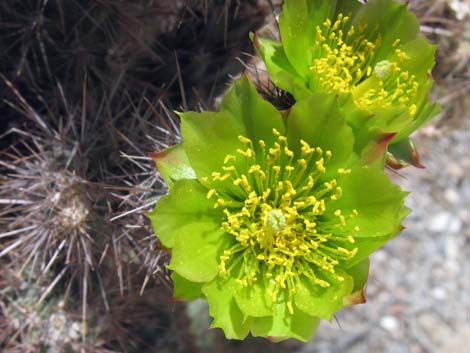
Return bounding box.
[444,189,460,204]
[431,287,448,301]
[448,163,464,179]
[428,212,462,233]
[380,315,400,332]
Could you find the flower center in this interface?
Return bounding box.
[310,13,419,115]
[203,129,359,314]
[266,209,287,232]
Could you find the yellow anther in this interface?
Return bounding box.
[316,158,326,173]
[248,164,261,173]
[352,209,358,216]
[222,165,236,172]
[334,209,342,217]
[347,26,355,37]
[237,148,254,158]
[393,38,401,47]
[338,168,351,175]
[238,135,252,144]
[272,128,280,136]
[298,159,307,169]
[207,189,216,199]
[262,189,271,200]
[347,235,355,243]
[214,198,225,208]
[354,226,360,232]
[284,147,294,157]
[224,154,236,164]
[259,140,266,149]
[200,176,209,183]
[219,173,230,181]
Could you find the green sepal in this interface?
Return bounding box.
[149,143,195,188]
[343,258,370,306]
[202,277,253,340]
[294,271,354,320]
[387,137,424,169]
[172,272,204,301]
[359,129,397,167]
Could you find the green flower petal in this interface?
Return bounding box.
[348,235,393,267]
[234,277,273,317]
[170,223,231,283]
[279,0,337,77]
[351,0,419,60]
[294,271,354,320]
[255,37,311,100]
[393,81,441,142]
[180,110,242,178]
[286,93,355,170]
[150,143,195,188]
[396,37,436,76]
[220,76,285,149]
[202,277,253,340]
[251,300,320,342]
[149,178,222,248]
[333,167,408,239]
[172,272,203,301]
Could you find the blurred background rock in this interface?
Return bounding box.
[1,0,468,352]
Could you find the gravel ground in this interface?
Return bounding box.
[295,124,470,353]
